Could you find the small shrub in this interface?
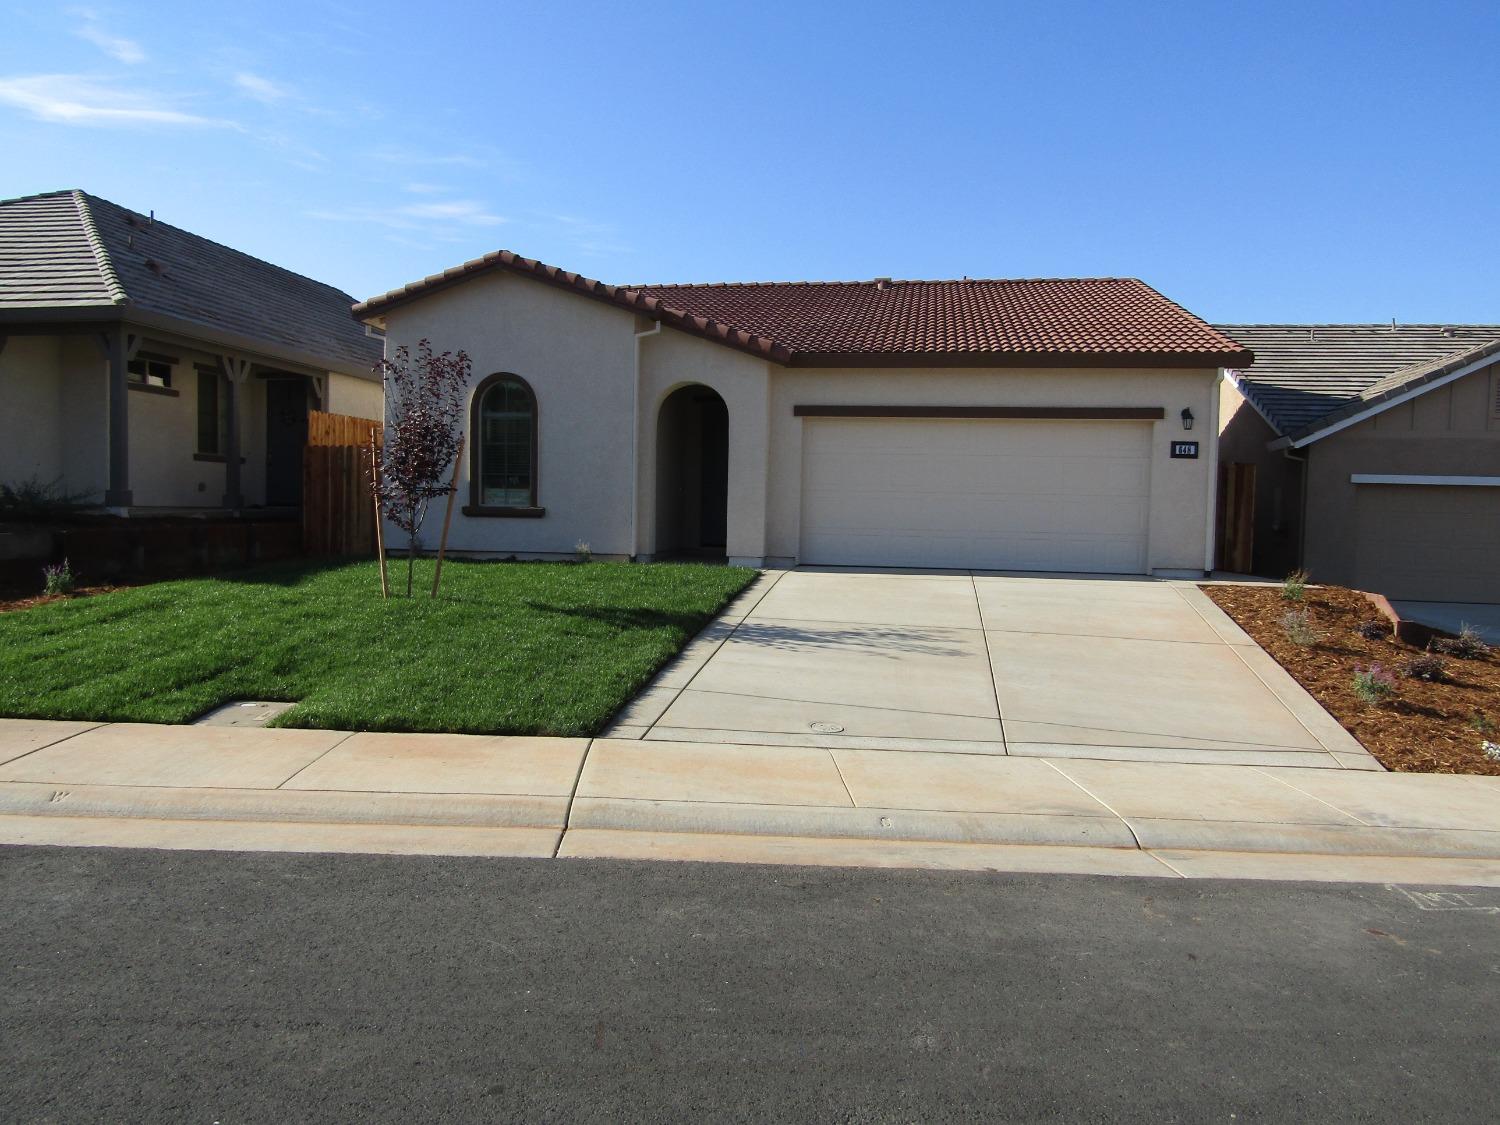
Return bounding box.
[42,558,75,596]
[1402,653,1448,682]
[1430,624,1491,660]
[1280,569,1310,602]
[1,476,93,520]
[1355,619,1389,641]
[1280,608,1322,646]
[574,540,593,563]
[1352,663,1397,706]
[1470,712,1497,737]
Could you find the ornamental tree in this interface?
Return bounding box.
[376,339,469,597]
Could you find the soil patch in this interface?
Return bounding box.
[0,585,132,614]
[1206,584,1500,775]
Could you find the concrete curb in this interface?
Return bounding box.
[0,782,568,829]
[567,797,1500,861]
[1126,817,1500,860]
[570,797,1160,850]
[8,783,1500,864]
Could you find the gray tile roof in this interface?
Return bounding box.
[0,190,124,307]
[1216,323,1500,439]
[0,189,381,376]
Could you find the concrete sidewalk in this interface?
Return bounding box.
[2,717,1500,886]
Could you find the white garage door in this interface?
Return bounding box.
[800,418,1151,572]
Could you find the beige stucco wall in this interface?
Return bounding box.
[0,330,346,510]
[1303,361,1500,590]
[635,327,1218,570]
[373,273,1220,571]
[326,370,384,420]
[637,328,773,563]
[120,343,271,509]
[0,334,67,489]
[379,272,638,557]
[766,365,1220,572]
[1,334,111,503]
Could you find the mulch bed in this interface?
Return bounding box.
[0,585,131,614]
[1206,584,1500,775]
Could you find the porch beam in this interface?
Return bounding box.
[220,353,254,511]
[100,328,132,508]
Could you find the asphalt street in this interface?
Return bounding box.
[2,844,1497,1122]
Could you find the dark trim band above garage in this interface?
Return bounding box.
[792,405,1167,420]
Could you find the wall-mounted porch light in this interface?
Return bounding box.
[1180,407,1195,431]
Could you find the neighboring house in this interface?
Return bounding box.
[1218,324,1500,601]
[354,249,1251,573]
[0,190,384,513]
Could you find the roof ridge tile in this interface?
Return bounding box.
[72,191,129,305]
[356,248,1249,368]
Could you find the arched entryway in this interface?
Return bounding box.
[655,384,729,559]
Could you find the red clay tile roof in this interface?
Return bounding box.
[354,249,1251,368]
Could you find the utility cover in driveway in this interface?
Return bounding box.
[798,418,1150,572]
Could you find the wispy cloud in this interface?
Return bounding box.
[0,74,237,128]
[537,212,631,256]
[368,145,487,168]
[308,199,507,231]
[72,11,145,64]
[400,200,505,225]
[233,71,292,104]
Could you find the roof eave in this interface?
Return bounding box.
[125,308,382,380]
[0,305,380,380]
[0,303,128,324]
[785,349,1253,369]
[1222,368,1290,438]
[353,251,793,366]
[1277,346,1500,449]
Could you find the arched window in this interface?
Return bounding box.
[467,373,541,515]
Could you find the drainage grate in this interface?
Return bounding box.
[192,701,296,727]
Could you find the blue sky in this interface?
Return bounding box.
[1,1,1496,322]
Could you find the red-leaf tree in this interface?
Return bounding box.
[376,340,469,597]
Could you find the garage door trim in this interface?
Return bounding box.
[1351,473,1500,487]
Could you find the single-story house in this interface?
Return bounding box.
[1217,323,1500,600]
[354,250,1252,573]
[0,190,384,513]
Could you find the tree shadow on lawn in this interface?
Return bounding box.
[527,602,711,635]
[210,558,351,587]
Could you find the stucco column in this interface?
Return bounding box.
[725,379,771,567]
[102,328,132,508]
[220,355,252,511]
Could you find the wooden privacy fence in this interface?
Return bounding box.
[303,410,384,557]
[1219,462,1256,575]
[309,410,383,448]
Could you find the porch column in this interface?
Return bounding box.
[101,328,132,508]
[220,354,253,511]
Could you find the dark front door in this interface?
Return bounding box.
[265,379,309,507]
[698,396,729,549]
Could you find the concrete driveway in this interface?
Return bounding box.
[607,569,1379,770]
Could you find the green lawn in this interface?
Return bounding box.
[0,559,754,736]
